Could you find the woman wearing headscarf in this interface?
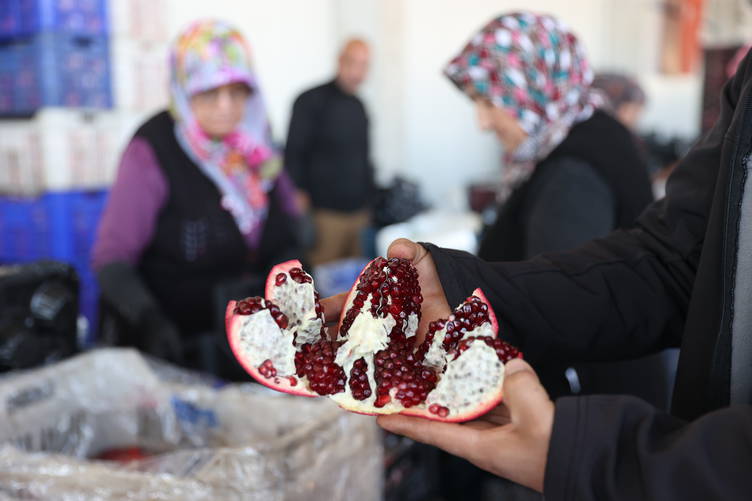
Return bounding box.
[93,20,300,374]
[445,12,654,263]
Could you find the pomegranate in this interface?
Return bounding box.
[226,258,521,422]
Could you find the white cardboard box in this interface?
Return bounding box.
[0,109,146,194]
[109,0,170,44]
[111,38,170,113]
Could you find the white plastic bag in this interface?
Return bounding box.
[0,349,382,500]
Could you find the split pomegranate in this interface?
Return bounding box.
[226,257,521,422]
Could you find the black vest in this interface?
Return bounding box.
[479,110,654,261]
[135,111,297,335]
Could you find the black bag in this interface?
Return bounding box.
[372,177,428,228]
[0,261,80,372]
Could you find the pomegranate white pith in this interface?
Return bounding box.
[226,257,521,422]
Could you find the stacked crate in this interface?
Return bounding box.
[0,1,115,343]
[110,0,170,114]
[0,1,171,343]
[0,0,112,114]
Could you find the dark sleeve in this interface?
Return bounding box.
[422,49,751,367]
[284,92,316,191]
[91,138,167,270]
[523,158,615,258]
[544,396,752,500]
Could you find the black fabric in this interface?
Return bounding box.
[285,80,374,212]
[420,49,752,499]
[479,109,654,261]
[0,261,79,371]
[519,157,615,257]
[133,111,298,337]
[96,261,183,364]
[545,397,752,501]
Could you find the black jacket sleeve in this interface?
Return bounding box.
[284,93,316,192]
[544,396,752,500]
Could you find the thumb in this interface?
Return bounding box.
[387,238,426,263]
[502,359,551,426]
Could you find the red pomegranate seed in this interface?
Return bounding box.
[295,340,346,395]
[349,358,372,400]
[289,267,313,284]
[453,336,520,363]
[258,359,277,378]
[275,273,287,286]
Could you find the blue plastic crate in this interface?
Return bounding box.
[312,258,371,298]
[0,0,109,38]
[0,190,109,340]
[0,1,21,38]
[0,31,111,113]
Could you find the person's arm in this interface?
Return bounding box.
[546,396,752,500]
[284,92,316,194]
[92,138,166,270]
[92,138,182,362]
[522,158,615,257]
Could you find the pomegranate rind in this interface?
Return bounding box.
[472,287,499,334]
[225,300,317,397]
[265,259,304,299]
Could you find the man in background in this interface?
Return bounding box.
[285,38,374,265]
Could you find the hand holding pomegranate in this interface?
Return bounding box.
[226,237,522,421]
[378,358,554,493]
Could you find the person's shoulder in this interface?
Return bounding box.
[583,109,630,136]
[135,109,174,138]
[296,81,334,102]
[535,156,607,193]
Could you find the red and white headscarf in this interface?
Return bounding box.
[445,12,603,199]
[170,20,281,242]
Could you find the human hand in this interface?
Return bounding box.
[377,358,554,492]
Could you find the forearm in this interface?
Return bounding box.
[423,231,691,365]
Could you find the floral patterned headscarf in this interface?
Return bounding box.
[445,12,603,198]
[170,19,281,239]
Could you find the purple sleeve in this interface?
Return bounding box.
[275,169,302,216]
[92,137,168,270]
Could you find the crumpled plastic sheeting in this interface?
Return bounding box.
[0,349,383,500]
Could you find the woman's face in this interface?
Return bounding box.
[474,98,528,153]
[190,82,251,138]
[466,85,528,153]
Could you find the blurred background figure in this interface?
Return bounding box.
[445,13,654,264]
[592,72,647,130]
[285,38,375,266]
[92,20,301,377]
